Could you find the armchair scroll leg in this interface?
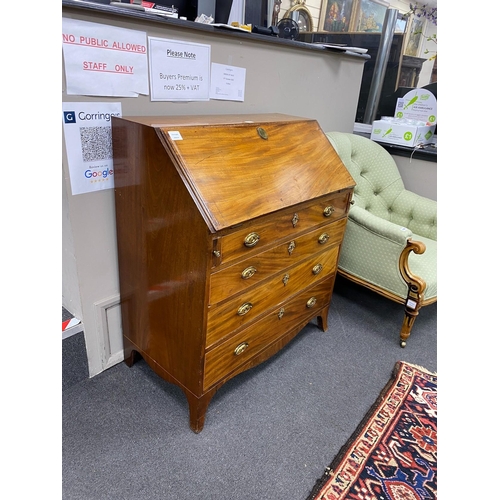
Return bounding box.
[400,287,423,347]
[399,239,427,348]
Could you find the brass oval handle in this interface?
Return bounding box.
[306,297,317,308]
[318,233,330,244]
[291,213,299,227]
[241,266,257,279]
[244,232,260,248]
[323,206,334,217]
[288,240,296,255]
[234,342,249,356]
[282,273,290,286]
[237,302,253,316]
[278,307,285,319]
[312,264,323,275]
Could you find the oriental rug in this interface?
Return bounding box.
[306,361,437,500]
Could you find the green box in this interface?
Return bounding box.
[370,120,436,147]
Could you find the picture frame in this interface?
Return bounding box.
[318,0,355,33]
[404,14,426,56]
[351,0,389,33]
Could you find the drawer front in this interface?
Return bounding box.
[203,277,334,390]
[218,192,350,265]
[206,246,339,347]
[210,218,347,305]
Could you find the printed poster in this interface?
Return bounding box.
[62,102,122,195]
[210,62,246,101]
[148,37,210,101]
[62,18,149,97]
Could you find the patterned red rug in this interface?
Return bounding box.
[306,361,437,500]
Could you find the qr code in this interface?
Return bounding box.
[80,126,113,163]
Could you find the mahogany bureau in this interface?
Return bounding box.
[111,113,355,433]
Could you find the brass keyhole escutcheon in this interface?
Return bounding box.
[306,297,317,308]
[278,308,285,320]
[291,213,299,227]
[257,127,268,140]
[323,206,334,217]
[312,264,323,275]
[241,266,257,280]
[244,232,260,248]
[288,240,296,255]
[318,233,330,244]
[282,273,290,286]
[234,342,249,356]
[237,302,253,316]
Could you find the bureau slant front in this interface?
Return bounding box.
[111,114,355,433]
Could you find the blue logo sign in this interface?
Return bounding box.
[63,111,76,124]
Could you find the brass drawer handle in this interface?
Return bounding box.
[278,307,285,319]
[244,232,260,248]
[312,264,323,275]
[288,240,296,255]
[318,233,330,244]
[323,206,334,217]
[282,273,290,286]
[306,297,317,308]
[241,266,257,279]
[237,302,253,316]
[234,342,249,356]
[291,213,299,227]
[257,127,268,140]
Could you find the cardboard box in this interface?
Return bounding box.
[370,120,436,147]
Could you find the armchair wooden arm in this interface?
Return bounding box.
[399,239,428,347]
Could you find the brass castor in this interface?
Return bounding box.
[400,340,406,348]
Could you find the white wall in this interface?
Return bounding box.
[62,166,82,321]
[62,2,367,377]
[393,155,437,200]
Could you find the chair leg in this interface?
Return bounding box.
[399,303,420,347]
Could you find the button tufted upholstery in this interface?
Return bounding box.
[325,131,437,347]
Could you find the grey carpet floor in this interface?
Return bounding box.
[62,275,437,500]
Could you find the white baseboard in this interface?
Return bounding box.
[94,294,125,372]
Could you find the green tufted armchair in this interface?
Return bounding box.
[325,132,437,347]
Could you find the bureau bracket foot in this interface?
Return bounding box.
[316,306,329,332]
[123,338,141,367]
[185,389,217,433]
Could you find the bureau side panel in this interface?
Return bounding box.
[113,118,149,366]
[112,118,209,394]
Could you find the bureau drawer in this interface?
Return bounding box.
[203,277,334,390]
[206,246,339,347]
[218,191,350,265]
[210,218,347,305]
